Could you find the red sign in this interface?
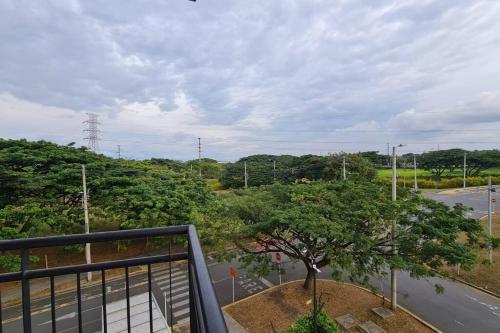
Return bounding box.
[229,267,237,278]
[275,253,282,263]
[492,198,497,203]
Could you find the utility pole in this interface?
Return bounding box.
[488,176,493,262]
[117,145,121,159]
[463,152,467,189]
[273,160,276,182]
[342,155,346,181]
[387,143,390,167]
[413,154,418,191]
[244,162,248,189]
[82,165,92,282]
[198,137,202,177]
[391,145,398,311]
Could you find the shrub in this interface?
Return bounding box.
[281,308,340,333]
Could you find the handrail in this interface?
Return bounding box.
[0,225,227,333]
[188,225,228,333]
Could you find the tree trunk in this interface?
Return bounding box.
[303,268,314,290]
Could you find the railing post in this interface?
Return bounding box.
[188,238,198,333]
[21,248,31,333]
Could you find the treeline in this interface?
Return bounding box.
[220,154,376,188]
[0,139,213,245]
[411,149,500,178]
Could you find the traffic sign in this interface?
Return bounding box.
[275,253,281,263]
[229,267,237,278]
[492,198,497,203]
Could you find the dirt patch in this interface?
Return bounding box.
[441,212,500,295]
[225,280,434,333]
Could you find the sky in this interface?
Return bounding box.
[1,0,500,161]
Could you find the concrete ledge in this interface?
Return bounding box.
[223,310,249,333]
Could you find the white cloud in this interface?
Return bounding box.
[1,0,500,159]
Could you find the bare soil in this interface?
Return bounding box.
[225,280,434,333]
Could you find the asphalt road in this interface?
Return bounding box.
[424,187,499,219]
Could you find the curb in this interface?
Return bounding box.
[440,273,500,300]
[223,279,441,333]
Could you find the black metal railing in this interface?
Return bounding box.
[0,225,227,333]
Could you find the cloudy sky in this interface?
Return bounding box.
[1,0,500,161]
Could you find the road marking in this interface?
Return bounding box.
[158,280,187,288]
[40,312,76,325]
[173,307,190,317]
[259,277,274,288]
[169,285,189,294]
[154,272,186,282]
[172,299,189,309]
[169,291,189,301]
[454,320,465,326]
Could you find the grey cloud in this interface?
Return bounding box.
[1,0,500,159]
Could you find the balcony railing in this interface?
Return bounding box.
[0,225,228,333]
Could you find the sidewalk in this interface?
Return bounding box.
[223,310,249,333]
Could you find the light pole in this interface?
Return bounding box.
[463,152,467,189]
[391,144,404,310]
[413,154,418,191]
[488,176,495,262]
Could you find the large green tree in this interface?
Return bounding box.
[218,181,483,289]
[0,139,213,241]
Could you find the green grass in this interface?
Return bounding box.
[377,168,500,179]
[377,168,430,178]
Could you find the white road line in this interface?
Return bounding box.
[455,320,465,326]
[173,307,190,317]
[172,299,189,309]
[164,291,189,302]
[153,269,182,277]
[153,272,186,282]
[157,279,187,288]
[259,277,274,288]
[168,285,189,294]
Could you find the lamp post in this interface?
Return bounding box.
[391,144,405,310]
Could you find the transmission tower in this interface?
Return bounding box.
[83,113,100,151]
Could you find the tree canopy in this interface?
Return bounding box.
[220,153,377,188]
[0,139,213,242]
[217,181,483,289]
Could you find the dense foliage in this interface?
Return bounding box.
[417,149,500,178]
[220,153,377,188]
[216,181,484,289]
[0,139,213,243]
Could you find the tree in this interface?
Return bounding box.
[419,149,465,178]
[324,153,377,181]
[465,150,500,176]
[218,181,483,289]
[0,139,213,238]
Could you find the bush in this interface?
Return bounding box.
[281,308,340,333]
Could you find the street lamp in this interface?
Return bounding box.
[390,144,405,311]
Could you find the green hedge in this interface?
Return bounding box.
[382,176,500,189]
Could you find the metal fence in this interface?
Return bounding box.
[0,225,227,333]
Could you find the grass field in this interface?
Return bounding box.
[377,168,500,179]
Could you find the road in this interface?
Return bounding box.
[424,187,499,219]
